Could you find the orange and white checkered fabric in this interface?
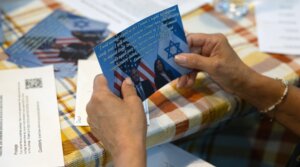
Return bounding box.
[0,1,299,166]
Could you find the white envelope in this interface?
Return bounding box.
[75,60,150,126]
[0,66,64,167]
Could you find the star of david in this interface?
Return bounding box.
[74,20,89,29]
[164,40,182,59]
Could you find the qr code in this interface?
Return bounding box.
[25,78,43,89]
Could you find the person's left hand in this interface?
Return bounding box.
[86,75,147,167]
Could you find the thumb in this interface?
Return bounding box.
[121,77,140,102]
[175,53,210,71]
[93,74,110,92]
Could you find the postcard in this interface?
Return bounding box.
[94,5,190,101]
[6,10,110,78]
[75,60,150,126]
[0,66,64,166]
[75,60,102,126]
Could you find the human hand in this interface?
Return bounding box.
[86,75,147,167]
[175,33,256,95]
[175,34,300,138]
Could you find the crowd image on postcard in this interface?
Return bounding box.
[6,10,110,78]
[94,5,190,101]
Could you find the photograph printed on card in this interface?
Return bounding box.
[94,5,190,101]
[6,10,110,78]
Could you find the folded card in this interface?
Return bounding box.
[94,5,190,101]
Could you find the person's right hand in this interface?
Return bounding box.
[174,34,300,138]
[86,75,146,167]
[175,33,256,95]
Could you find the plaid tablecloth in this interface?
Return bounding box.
[0,1,299,167]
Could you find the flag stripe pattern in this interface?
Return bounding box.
[34,37,81,64]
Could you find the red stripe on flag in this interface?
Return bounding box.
[55,38,82,45]
[114,70,125,94]
[37,56,60,59]
[36,54,60,58]
[140,62,155,78]
[114,71,125,81]
[114,83,121,92]
[56,38,81,41]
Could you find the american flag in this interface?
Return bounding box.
[112,33,156,96]
[34,37,81,64]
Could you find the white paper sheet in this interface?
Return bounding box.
[0,66,64,167]
[75,60,150,126]
[147,143,215,167]
[58,0,210,33]
[255,0,300,55]
[74,60,102,126]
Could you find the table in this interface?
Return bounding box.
[0,1,299,166]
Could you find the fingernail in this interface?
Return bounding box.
[175,55,187,64]
[125,77,133,85]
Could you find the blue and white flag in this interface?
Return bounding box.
[156,13,190,78]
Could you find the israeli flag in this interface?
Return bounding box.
[156,12,190,77]
[62,11,108,32]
